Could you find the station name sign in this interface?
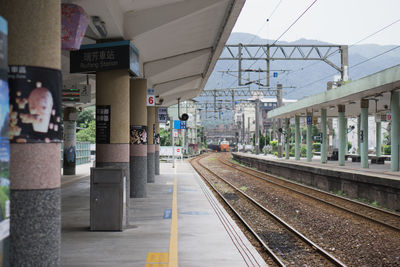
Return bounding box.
[70,40,140,76]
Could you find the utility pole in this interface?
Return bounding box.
[277,84,283,158]
[248,117,250,145]
[255,99,260,154]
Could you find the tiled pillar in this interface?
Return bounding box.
[391,90,399,171]
[2,0,62,265]
[96,69,130,225]
[63,107,77,175]
[321,109,327,163]
[155,122,160,175]
[295,115,300,160]
[338,105,346,166]
[306,112,312,162]
[360,99,369,168]
[285,118,290,159]
[130,79,147,197]
[147,106,155,183]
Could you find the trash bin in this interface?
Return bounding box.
[90,168,124,231]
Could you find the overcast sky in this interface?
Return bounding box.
[232,0,400,45]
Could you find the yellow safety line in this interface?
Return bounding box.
[168,166,178,267]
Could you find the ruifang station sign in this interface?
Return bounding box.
[70,40,140,76]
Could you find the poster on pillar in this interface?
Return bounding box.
[8,66,62,143]
[63,121,76,168]
[96,105,110,144]
[0,16,10,246]
[130,125,147,144]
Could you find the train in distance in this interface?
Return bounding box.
[207,140,230,152]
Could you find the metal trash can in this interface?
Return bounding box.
[90,168,124,231]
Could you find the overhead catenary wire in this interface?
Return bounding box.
[286,45,400,96]
[281,17,400,78]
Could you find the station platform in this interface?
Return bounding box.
[60,161,266,267]
[232,152,400,211]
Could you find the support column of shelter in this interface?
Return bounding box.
[338,105,346,166]
[295,115,300,160]
[63,107,78,175]
[376,120,381,157]
[321,109,327,163]
[147,106,155,183]
[306,112,312,162]
[130,79,147,197]
[96,69,130,225]
[2,1,61,264]
[360,99,369,168]
[357,115,361,154]
[285,118,290,159]
[391,90,400,171]
[155,122,160,175]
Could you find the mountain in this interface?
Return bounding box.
[201,32,400,100]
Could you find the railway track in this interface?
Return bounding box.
[220,153,400,232]
[191,154,346,267]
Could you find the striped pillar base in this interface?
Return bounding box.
[147,144,155,183]
[130,144,147,198]
[155,144,160,175]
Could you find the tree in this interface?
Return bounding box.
[160,128,171,146]
[77,106,95,128]
[76,120,95,143]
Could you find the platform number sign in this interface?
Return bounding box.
[147,88,155,106]
[273,72,278,78]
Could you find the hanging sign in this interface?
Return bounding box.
[306,116,312,125]
[180,120,186,129]
[146,88,155,106]
[70,40,140,76]
[174,120,181,129]
[157,107,167,123]
[386,111,392,122]
[62,84,91,104]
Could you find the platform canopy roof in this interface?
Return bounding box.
[62,0,245,107]
[268,65,400,119]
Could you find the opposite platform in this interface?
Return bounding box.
[61,160,266,266]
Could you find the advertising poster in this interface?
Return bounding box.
[130,125,147,145]
[0,15,9,265]
[63,121,76,168]
[8,66,62,143]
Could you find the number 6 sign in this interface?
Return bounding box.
[147,88,155,106]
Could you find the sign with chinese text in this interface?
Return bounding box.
[62,84,91,104]
[157,107,167,123]
[70,40,140,76]
[306,116,312,125]
[96,105,110,144]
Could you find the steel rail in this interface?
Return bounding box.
[220,155,400,232]
[192,154,346,267]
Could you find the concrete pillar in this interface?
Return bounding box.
[361,99,369,168]
[376,121,381,157]
[96,69,130,225]
[147,106,155,183]
[155,121,160,175]
[338,105,346,166]
[357,115,361,154]
[2,1,61,265]
[321,109,327,163]
[306,112,312,162]
[63,107,78,175]
[285,118,290,159]
[295,115,300,160]
[130,79,147,197]
[391,90,399,171]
